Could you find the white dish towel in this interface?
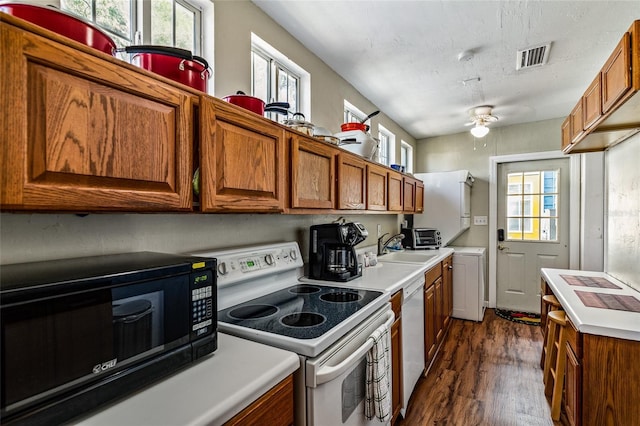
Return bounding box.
[365,323,392,422]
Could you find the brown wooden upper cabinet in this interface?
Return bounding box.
[388,171,404,212]
[0,21,194,212]
[563,20,639,153]
[561,116,573,152]
[403,177,416,213]
[415,180,425,213]
[199,98,286,212]
[602,33,632,114]
[583,74,602,129]
[337,152,367,210]
[366,164,388,211]
[289,134,336,210]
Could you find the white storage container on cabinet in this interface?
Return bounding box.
[450,247,486,322]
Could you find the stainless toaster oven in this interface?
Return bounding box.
[401,228,442,249]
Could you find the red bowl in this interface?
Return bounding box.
[0,3,117,55]
[341,122,368,132]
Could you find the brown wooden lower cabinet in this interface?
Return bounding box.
[541,281,640,426]
[423,258,453,375]
[224,375,294,426]
[390,290,403,424]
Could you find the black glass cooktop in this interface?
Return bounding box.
[218,284,383,339]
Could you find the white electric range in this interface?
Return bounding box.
[190,242,394,426]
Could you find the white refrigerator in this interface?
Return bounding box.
[413,170,474,246]
[449,247,486,322]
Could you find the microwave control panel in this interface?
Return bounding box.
[190,268,215,339]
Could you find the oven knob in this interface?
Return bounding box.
[264,254,274,265]
[289,250,298,260]
[217,262,228,276]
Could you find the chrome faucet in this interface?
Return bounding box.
[377,233,405,256]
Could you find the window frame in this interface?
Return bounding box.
[378,124,395,167]
[61,0,204,56]
[400,140,413,173]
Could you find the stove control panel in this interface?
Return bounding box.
[211,242,304,286]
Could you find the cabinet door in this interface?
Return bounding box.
[570,101,584,144]
[403,177,416,213]
[424,284,437,366]
[224,375,294,426]
[415,181,424,213]
[443,256,453,329]
[1,23,193,211]
[565,344,582,426]
[199,99,286,212]
[390,290,403,423]
[561,116,573,152]
[290,135,336,209]
[602,33,631,114]
[388,171,403,212]
[337,152,366,210]
[583,74,602,129]
[366,164,388,211]
[434,277,444,344]
[391,318,402,423]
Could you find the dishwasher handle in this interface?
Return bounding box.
[315,310,394,385]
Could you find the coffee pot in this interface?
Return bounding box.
[309,222,368,282]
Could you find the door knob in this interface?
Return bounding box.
[498,244,509,251]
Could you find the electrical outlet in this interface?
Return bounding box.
[377,224,382,237]
[474,216,488,226]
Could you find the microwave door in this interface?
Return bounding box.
[2,290,114,411]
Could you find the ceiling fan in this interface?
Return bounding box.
[465,105,498,137]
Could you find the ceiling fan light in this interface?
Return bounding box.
[470,124,490,138]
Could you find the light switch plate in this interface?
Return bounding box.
[474,216,488,225]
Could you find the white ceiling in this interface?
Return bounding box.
[253,0,639,139]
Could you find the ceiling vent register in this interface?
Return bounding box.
[516,43,551,70]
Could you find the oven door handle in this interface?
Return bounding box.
[315,310,395,385]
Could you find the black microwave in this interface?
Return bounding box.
[0,252,217,425]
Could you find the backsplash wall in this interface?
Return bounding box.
[0,213,400,265]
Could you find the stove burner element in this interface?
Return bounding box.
[289,285,321,294]
[320,291,363,303]
[281,312,326,328]
[229,304,278,320]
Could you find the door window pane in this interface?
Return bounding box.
[506,170,560,241]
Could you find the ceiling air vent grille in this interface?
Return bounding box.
[516,43,551,70]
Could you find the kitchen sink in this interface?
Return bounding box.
[377,251,439,265]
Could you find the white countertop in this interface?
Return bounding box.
[303,248,454,296]
[75,333,299,426]
[541,268,640,341]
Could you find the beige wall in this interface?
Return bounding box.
[213,0,416,159]
[414,118,564,249]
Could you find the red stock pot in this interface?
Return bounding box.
[223,92,290,116]
[0,3,117,55]
[120,46,211,92]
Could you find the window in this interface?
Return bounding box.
[252,34,310,123]
[378,124,395,166]
[61,0,202,58]
[506,170,559,241]
[400,140,413,173]
[344,101,366,124]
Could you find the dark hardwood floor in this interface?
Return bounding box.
[399,309,562,426]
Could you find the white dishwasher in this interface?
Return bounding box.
[400,274,425,416]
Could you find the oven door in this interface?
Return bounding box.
[305,306,394,426]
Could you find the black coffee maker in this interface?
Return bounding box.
[309,222,368,282]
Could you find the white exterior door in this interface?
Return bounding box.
[496,158,570,312]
